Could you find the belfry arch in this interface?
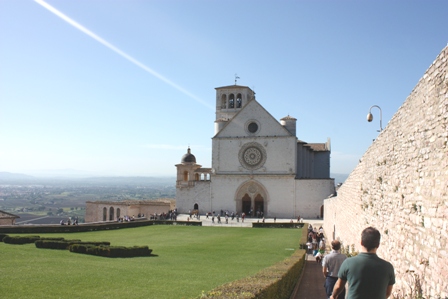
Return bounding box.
[235,180,269,217]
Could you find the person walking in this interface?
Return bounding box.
[322,240,347,299]
[330,227,395,299]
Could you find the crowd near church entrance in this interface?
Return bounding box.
[236,181,267,217]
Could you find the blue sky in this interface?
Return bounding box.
[0,0,447,177]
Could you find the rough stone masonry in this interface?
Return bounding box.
[324,45,448,298]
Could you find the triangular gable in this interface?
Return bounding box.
[0,210,20,219]
[214,99,293,138]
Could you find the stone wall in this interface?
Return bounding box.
[85,200,173,223]
[324,46,448,298]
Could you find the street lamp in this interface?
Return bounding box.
[367,105,383,132]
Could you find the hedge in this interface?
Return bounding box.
[198,249,306,299]
[0,233,8,242]
[252,222,305,229]
[3,235,41,244]
[3,234,152,258]
[0,219,201,234]
[35,239,82,250]
[35,239,110,250]
[69,244,152,258]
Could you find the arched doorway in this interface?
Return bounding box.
[235,180,268,217]
[109,207,114,221]
[242,194,251,215]
[194,203,199,210]
[103,207,107,221]
[254,194,264,217]
[117,208,121,219]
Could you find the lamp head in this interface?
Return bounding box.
[367,113,373,122]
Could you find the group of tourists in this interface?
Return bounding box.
[316,226,395,299]
[59,217,78,225]
[152,210,178,220]
[205,210,246,224]
[306,224,325,255]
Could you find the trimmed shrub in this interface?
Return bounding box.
[0,234,8,242]
[69,244,152,258]
[252,222,305,229]
[69,243,95,254]
[199,249,306,299]
[35,239,82,250]
[76,241,110,246]
[39,237,65,241]
[0,219,199,235]
[3,235,40,245]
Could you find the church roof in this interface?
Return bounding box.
[181,147,196,164]
[280,115,297,121]
[213,98,293,138]
[305,143,329,151]
[215,85,251,90]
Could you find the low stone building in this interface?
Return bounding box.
[0,210,20,225]
[85,199,174,223]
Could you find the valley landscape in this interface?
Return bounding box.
[0,172,176,224]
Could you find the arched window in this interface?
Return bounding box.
[103,207,107,221]
[221,95,227,109]
[229,94,235,108]
[236,94,242,108]
[109,207,114,221]
[117,208,121,219]
[183,171,189,181]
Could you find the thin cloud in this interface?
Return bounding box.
[34,0,213,110]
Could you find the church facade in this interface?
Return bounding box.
[175,85,335,218]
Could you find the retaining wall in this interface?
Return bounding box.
[324,46,448,298]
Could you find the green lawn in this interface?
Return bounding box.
[0,225,302,299]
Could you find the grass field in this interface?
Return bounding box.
[0,225,302,299]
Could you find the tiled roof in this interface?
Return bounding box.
[280,115,297,121]
[0,210,20,219]
[305,143,328,151]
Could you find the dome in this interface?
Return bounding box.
[181,147,196,164]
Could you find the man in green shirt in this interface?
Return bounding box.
[330,227,395,299]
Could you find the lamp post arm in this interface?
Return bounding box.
[368,105,383,132]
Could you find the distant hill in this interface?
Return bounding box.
[80,176,175,186]
[0,172,176,186]
[0,172,36,181]
[1,171,348,186]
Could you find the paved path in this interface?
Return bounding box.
[290,253,328,299]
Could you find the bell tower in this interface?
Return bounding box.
[214,85,255,134]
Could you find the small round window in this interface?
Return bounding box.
[248,122,258,133]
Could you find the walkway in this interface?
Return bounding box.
[290,253,327,299]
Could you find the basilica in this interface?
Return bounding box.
[175,84,335,219]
